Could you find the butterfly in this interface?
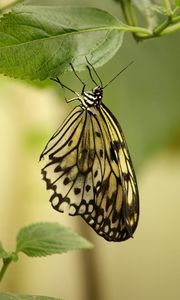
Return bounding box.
[40,58,139,242]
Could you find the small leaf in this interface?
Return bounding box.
[0,242,9,259]
[16,222,93,257]
[150,5,168,15]
[0,6,124,80]
[0,293,62,300]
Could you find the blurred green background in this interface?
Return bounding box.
[0,0,180,300]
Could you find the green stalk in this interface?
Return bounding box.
[115,0,180,40]
[125,0,138,27]
[117,25,151,35]
[163,0,172,15]
[153,16,172,35]
[117,0,140,41]
[0,258,12,282]
[119,0,130,24]
[160,22,180,35]
[172,16,180,24]
[119,0,137,26]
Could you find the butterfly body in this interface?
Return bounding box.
[73,85,103,109]
[40,82,139,242]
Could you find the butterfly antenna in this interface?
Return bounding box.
[85,56,103,87]
[70,63,86,86]
[86,65,98,86]
[103,61,134,89]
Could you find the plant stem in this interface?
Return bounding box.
[163,0,172,15]
[119,0,137,26]
[172,15,180,24]
[117,0,140,41]
[160,22,180,35]
[114,0,180,41]
[119,0,129,24]
[118,25,152,35]
[126,0,138,27]
[0,258,12,282]
[153,16,172,35]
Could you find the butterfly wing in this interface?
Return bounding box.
[40,105,88,214]
[40,104,139,242]
[87,104,139,241]
[40,105,103,216]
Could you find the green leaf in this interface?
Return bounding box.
[0,242,9,259]
[16,222,93,257]
[0,293,62,300]
[0,6,124,80]
[150,5,168,15]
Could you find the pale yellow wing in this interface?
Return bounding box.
[40,104,139,242]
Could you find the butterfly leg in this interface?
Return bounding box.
[50,77,81,103]
[66,97,80,103]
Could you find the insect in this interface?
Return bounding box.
[40,58,139,242]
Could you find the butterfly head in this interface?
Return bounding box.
[83,85,103,108]
[92,86,103,99]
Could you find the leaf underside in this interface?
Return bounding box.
[0,6,125,80]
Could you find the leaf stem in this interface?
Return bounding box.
[163,0,172,15]
[0,257,12,282]
[116,0,140,41]
[172,15,180,24]
[160,22,180,35]
[114,0,180,40]
[153,15,172,36]
[126,0,138,27]
[119,0,137,26]
[118,25,151,35]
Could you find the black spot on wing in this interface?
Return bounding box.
[110,141,118,163]
[99,149,103,158]
[123,172,130,181]
[112,209,119,223]
[54,165,62,172]
[86,184,91,192]
[63,177,70,185]
[74,187,81,195]
[113,140,121,151]
[96,180,101,190]
[96,131,101,137]
[94,170,98,178]
[68,140,73,146]
[105,193,115,211]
